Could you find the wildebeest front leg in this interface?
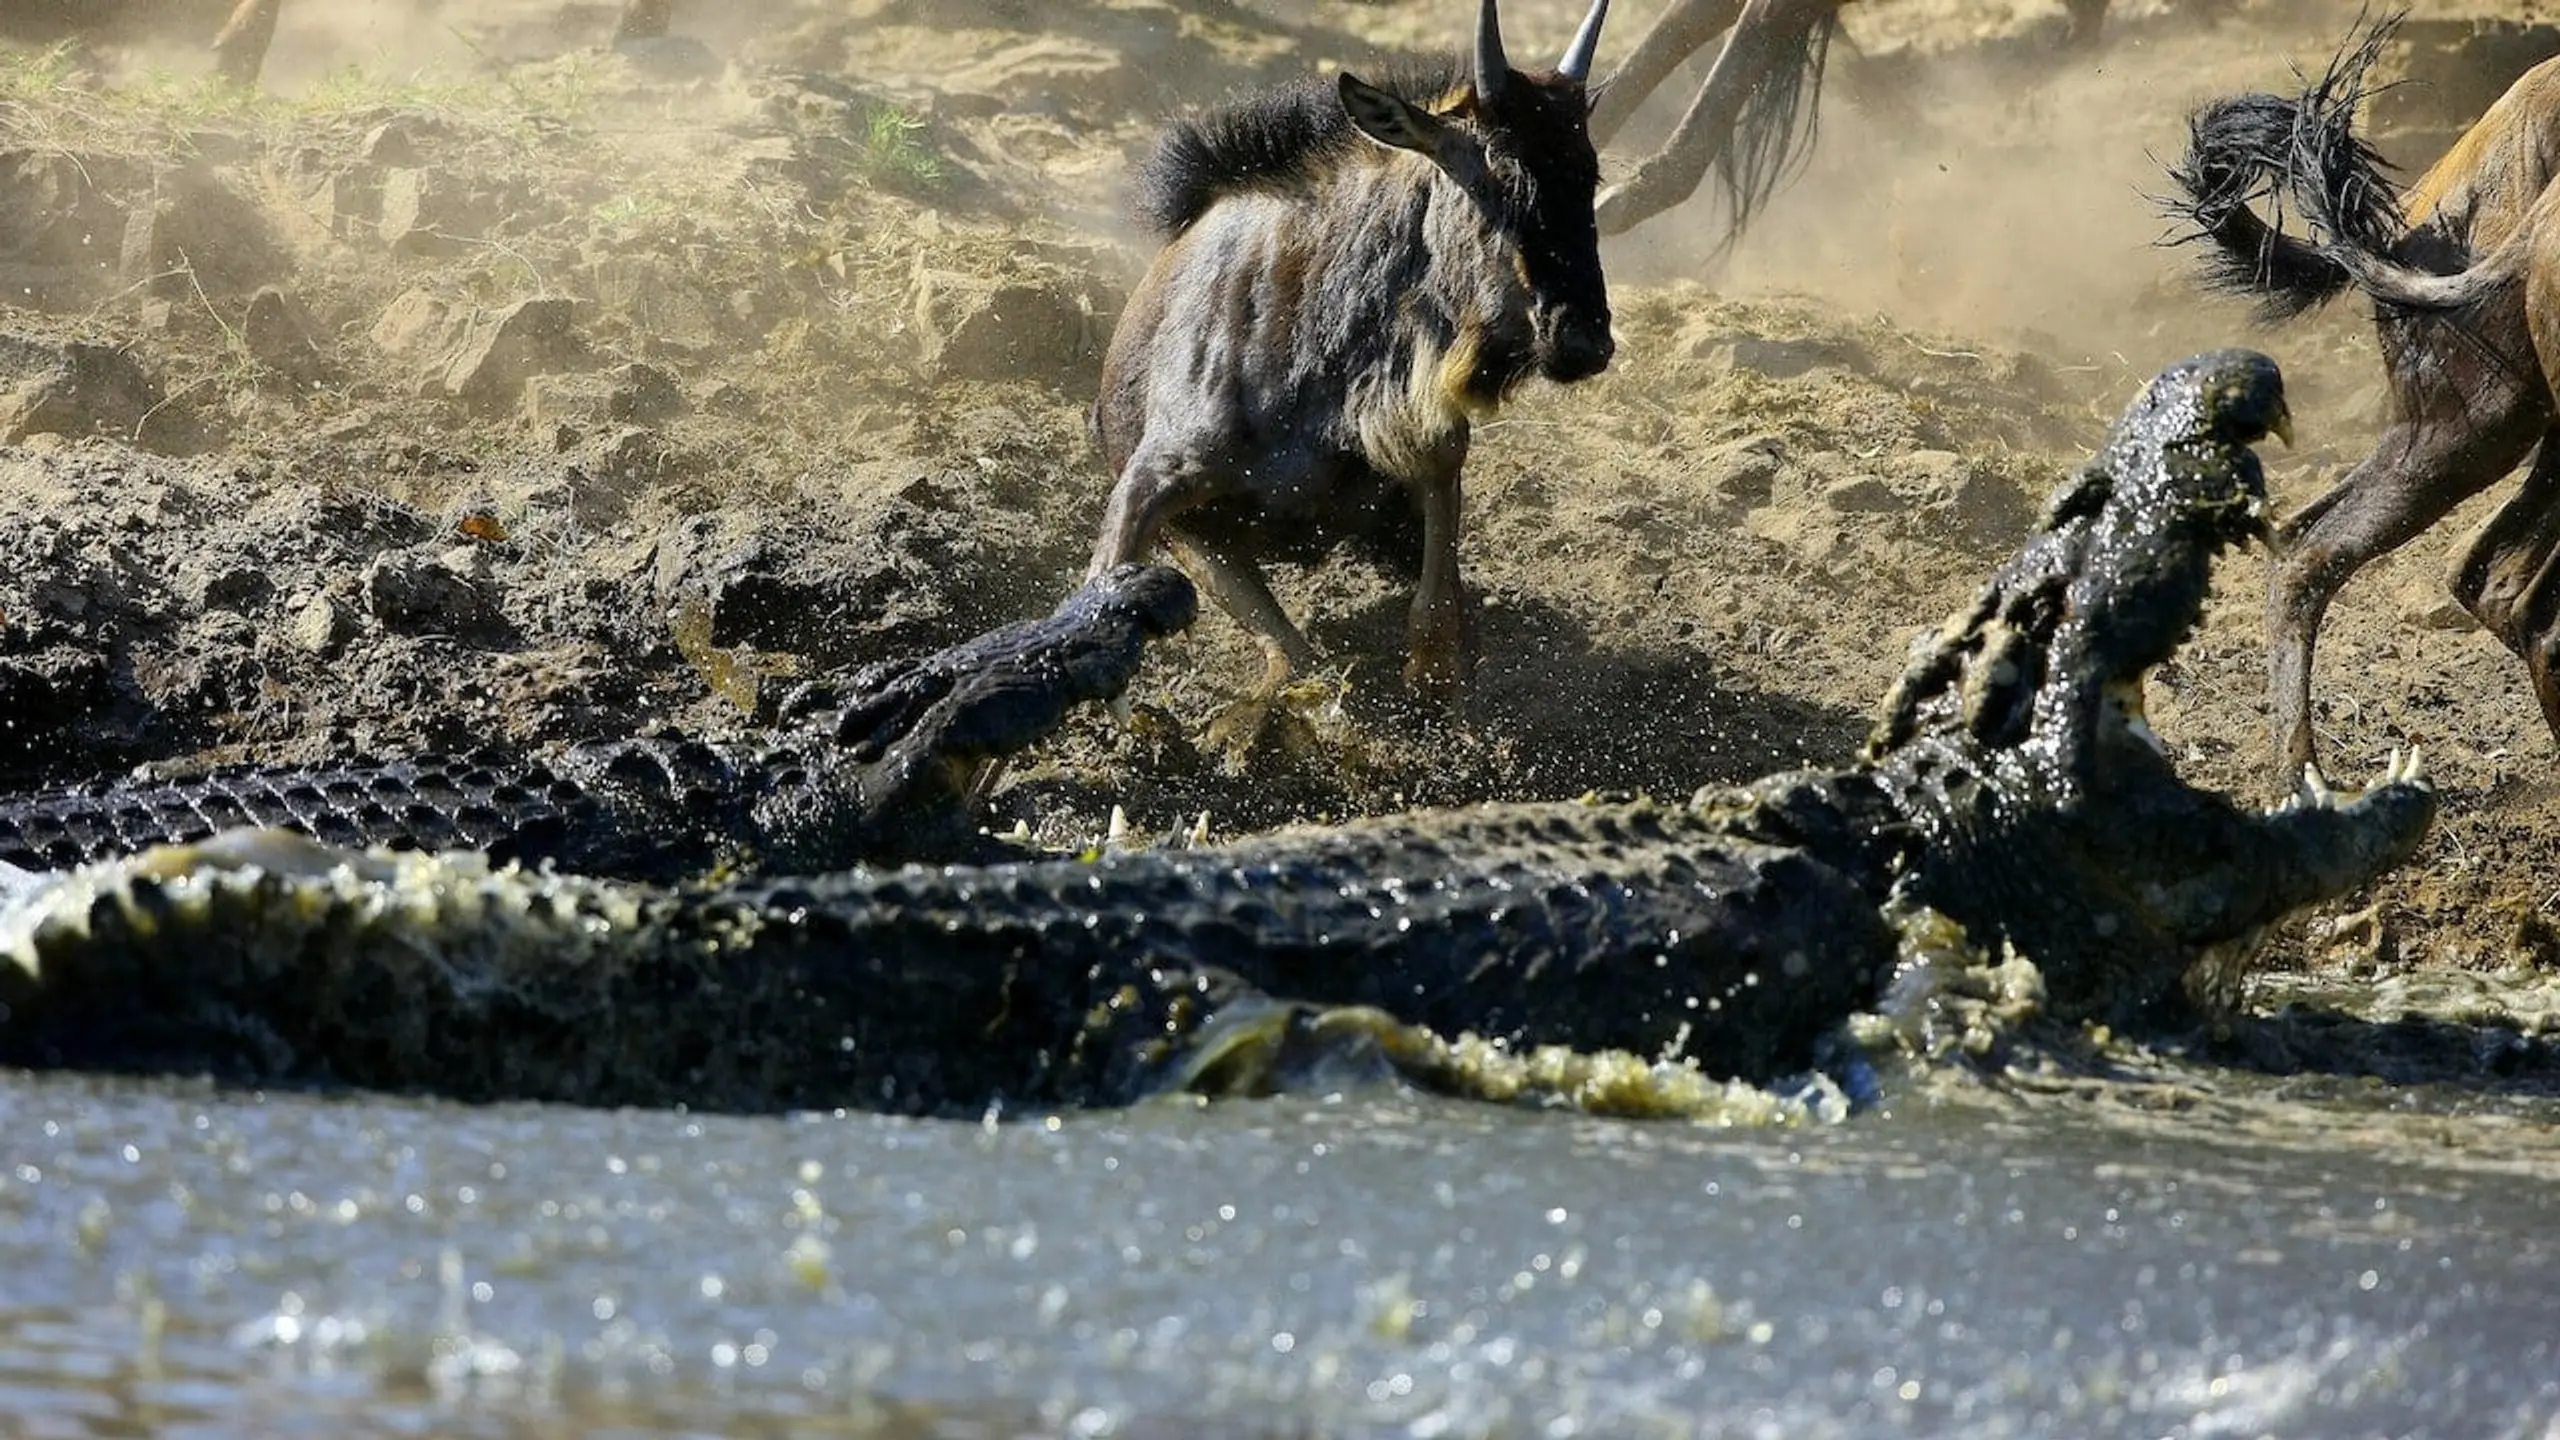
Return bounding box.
[1088,456,1177,580]
[1405,451,1475,703]
[210,0,280,86]
[2270,412,2543,777]
[2451,434,2560,740]
[1090,443,1256,585]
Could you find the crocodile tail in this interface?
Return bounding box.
[2162,13,2415,323]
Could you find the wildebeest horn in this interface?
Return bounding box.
[1557,0,1608,83]
[1475,0,1511,103]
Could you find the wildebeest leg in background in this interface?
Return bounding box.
[1593,0,1839,237]
[2452,435,2560,737]
[2061,0,2109,50]
[1404,450,1475,701]
[210,0,280,87]
[1590,0,1745,146]
[2270,402,2546,778]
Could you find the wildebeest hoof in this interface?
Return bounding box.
[1403,657,1466,704]
[1402,627,1475,706]
[1200,675,1347,769]
[1202,695,1279,765]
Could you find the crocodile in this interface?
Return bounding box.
[0,351,2438,1115]
[0,563,1197,880]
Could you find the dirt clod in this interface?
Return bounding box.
[442,297,584,414]
[0,333,166,448]
[362,547,503,637]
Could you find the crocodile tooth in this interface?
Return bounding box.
[2125,710,2169,759]
[2297,762,2336,808]
[1106,804,1131,847]
[2370,747,2403,790]
[2103,677,2170,757]
[2379,745,2425,786]
[1187,811,1212,848]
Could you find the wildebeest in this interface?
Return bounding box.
[1088,0,1616,709]
[2163,14,2560,777]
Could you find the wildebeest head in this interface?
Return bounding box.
[1338,0,1616,384]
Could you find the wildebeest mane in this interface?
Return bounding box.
[2160,12,2404,322]
[1134,64,1468,237]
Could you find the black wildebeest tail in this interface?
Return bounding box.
[1713,5,1838,242]
[2161,13,2412,322]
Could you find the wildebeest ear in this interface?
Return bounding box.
[1339,73,1480,174]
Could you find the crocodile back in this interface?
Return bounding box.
[0,740,782,881]
[0,754,602,872]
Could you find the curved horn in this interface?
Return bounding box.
[1557,0,1609,83]
[1475,0,1511,103]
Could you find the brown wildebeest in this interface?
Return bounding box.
[1088,0,1616,710]
[2164,14,2560,779]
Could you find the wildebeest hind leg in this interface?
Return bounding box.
[2451,434,2560,743]
[2271,414,2542,777]
[1089,450,1218,580]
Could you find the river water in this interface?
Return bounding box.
[6,1045,2559,1439]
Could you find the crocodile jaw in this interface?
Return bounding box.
[2282,748,2430,811]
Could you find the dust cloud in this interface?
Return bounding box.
[1604,0,2385,373]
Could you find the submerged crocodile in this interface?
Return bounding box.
[0,352,2437,1115]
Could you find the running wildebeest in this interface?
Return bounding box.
[2164,14,2560,778]
[1088,0,1617,712]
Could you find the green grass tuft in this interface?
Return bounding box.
[856,103,942,192]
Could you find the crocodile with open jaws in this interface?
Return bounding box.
[0,351,2437,1115]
